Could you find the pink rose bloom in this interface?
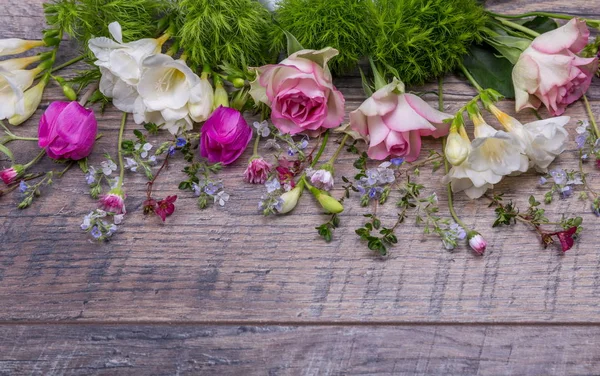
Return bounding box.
[349,78,451,161]
[513,18,598,116]
[250,47,345,136]
[200,106,252,165]
[244,158,272,184]
[38,101,98,160]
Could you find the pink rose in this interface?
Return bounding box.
[200,106,252,165]
[513,18,598,116]
[38,101,98,160]
[349,79,451,161]
[250,47,345,136]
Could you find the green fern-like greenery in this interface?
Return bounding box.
[44,0,167,44]
[270,0,377,75]
[372,0,487,85]
[177,0,274,70]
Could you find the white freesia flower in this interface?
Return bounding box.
[442,129,504,200]
[0,38,45,57]
[89,22,162,85]
[0,66,39,120]
[8,80,46,125]
[489,105,569,172]
[445,130,470,166]
[468,112,529,176]
[0,55,40,71]
[136,54,213,134]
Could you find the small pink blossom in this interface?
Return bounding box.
[513,18,598,116]
[244,158,272,184]
[99,189,126,214]
[156,195,177,222]
[0,166,20,185]
[468,233,487,255]
[310,169,334,191]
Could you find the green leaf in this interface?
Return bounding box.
[463,45,515,99]
[283,30,303,56]
[522,16,558,34]
[78,158,89,174]
[0,144,14,162]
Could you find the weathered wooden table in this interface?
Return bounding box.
[1,0,600,374]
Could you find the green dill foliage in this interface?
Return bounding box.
[44,0,166,45]
[372,0,487,85]
[177,0,273,70]
[270,0,377,74]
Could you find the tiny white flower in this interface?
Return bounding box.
[215,191,230,206]
[113,214,125,225]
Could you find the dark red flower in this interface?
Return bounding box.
[143,198,158,215]
[555,226,577,252]
[155,195,177,222]
[596,158,600,170]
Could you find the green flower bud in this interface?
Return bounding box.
[278,184,304,214]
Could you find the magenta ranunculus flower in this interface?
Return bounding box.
[250,47,345,136]
[200,106,252,165]
[38,101,98,160]
[244,158,272,184]
[513,18,599,116]
[350,78,451,161]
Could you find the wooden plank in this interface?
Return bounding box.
[1,0,600,325]
[1,324,600,375]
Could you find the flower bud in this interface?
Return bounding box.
[232,77,245,88]
[0,164,23,185]
[99,188,126,214]
[314,191,344,214]
[445,131,470,166]
[0,55,41,71]
[213,80,229,109]
[468,232,487,255]
[9,80,46,126]
[278,184,304,214]
[0,39,45,57]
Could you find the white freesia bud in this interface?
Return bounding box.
[278,184,304,214]
[0,39,45,57]
[445,131,470,166]
[8,80,45,125]
[188,75,214,122]
[0,55,41,71]
[0,66,39,120]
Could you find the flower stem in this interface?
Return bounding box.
[326,133,350,165]
[488,10,600,27]
[494,17,541,38]
[459,63,484,92]
[251,130,261,158]
[439,77,470,231]
[117,113,128,189]
[50,54,85,74]
[78,82,99,107]
[583,94,600,139]
[23,149,46,169]
[311,130,330,168]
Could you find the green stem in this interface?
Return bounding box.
[311,130,330,168]
[23,149,46,169]
[326,133,350,165]
[251,131,261,158]
[488,10,598,25]
[439,77,470,231]
[494,17,541,38]
[50,54,85,74]
[117,113,128,189]
[459,64,484,92]
[583,94,600,139]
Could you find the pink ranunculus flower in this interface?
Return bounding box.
[244,158,272,184]
[200,106,252,165]
[38,101,98,160]
[349,78,451,161]
[250,47,345,136]
[0,165,22,185]
[513,18,599,116]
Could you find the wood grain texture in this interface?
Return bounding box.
[1,324,600,375]
[0,0,600,326]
